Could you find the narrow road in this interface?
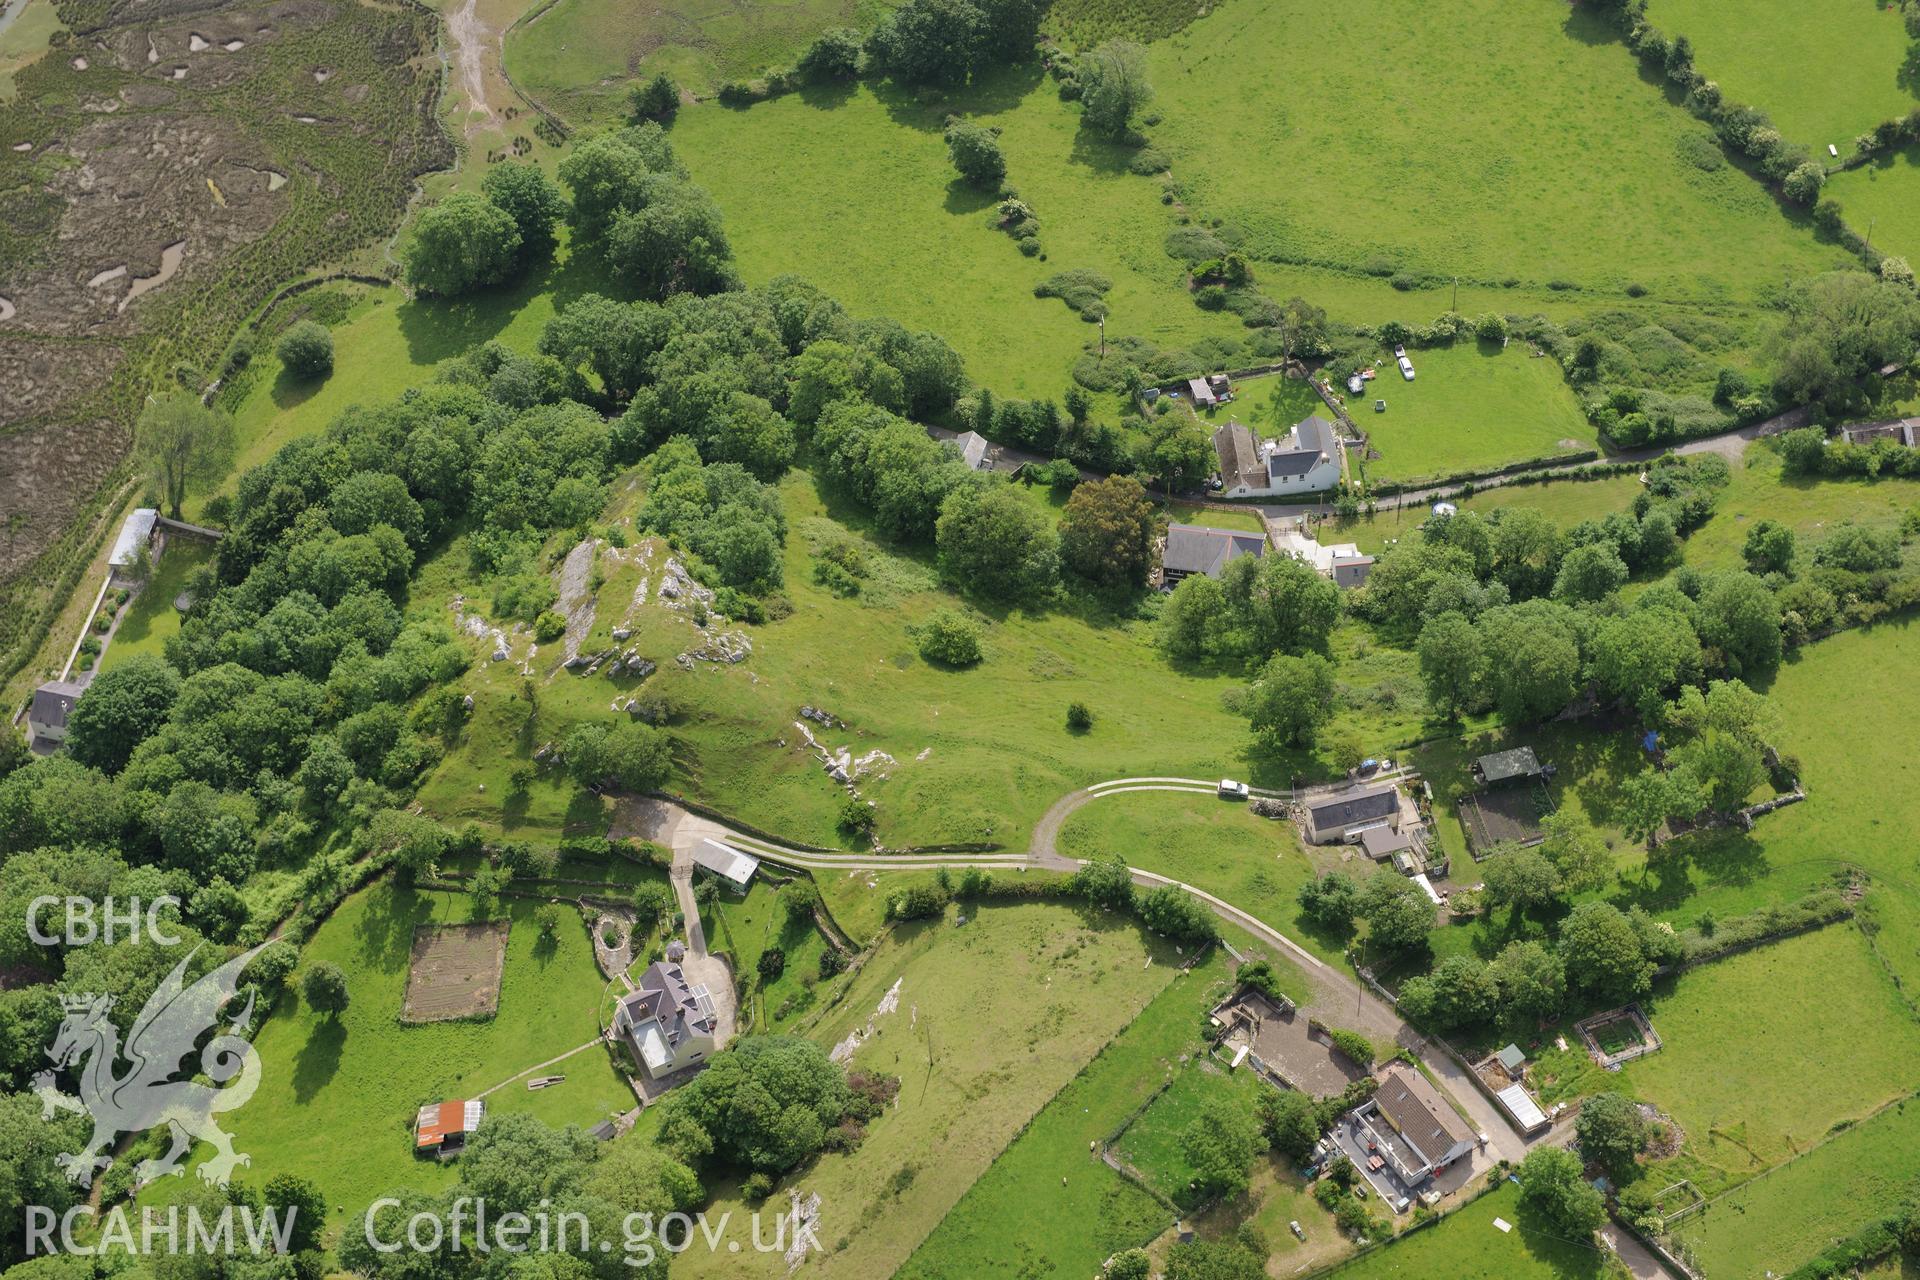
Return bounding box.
[622,784,1537,1164]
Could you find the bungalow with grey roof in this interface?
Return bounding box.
[28,680,85,754]
[1304,783,1402,845]
[1161,523,1267,587]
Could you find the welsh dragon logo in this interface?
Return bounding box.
[32,943,267,1188]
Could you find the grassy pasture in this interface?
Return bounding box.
[671,70,1247,398]
[1144,0,1847,302]
[1828,149,1920,266]
[1347,342,1596,484]
[1647,0,1918,149]
[207,880,629,1223]
[506,0,895,106]
[1057,789,1350,969]
[672,901,1178,1278]
[1332,472,1647,556]
[1112,1059,1265,1207]
[1674,447,1920,574]
[1670,1097,1920,1280]
[1319,1182,1606,1280]
[1624,924,1920,1194]
[899,950,1233,1279]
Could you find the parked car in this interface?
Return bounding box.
[1218,779,1250,800]
[1289,1220,1306,1240]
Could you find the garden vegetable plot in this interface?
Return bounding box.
[401,920,511,1023]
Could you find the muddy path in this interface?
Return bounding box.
[443,0,500,136]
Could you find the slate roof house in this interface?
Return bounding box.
[1354,1062,1477,1185]
[948,430,995,470]
[1839,418,1920,448]
[614,961,719,1080]
[28,680,85,753]
[1213,416,1343,499]
[1161,523,1267,586]
[1304,783,1402,844]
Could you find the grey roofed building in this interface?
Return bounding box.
[1369,1060,1477,1170]
[108,508,158,569]
[1213,421,1265,493]
[28,680,86,751]
[615,961,719,1079]
[949,430,994,470]
[1473,747,1542,787]
[1162,523,1267,585]
[1265,415,1338,481]
[1358,824,1414,861]
[1305,783,1401,844]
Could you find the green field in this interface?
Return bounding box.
[672,901,1179,1278]
[421,474,1304,851]
[1625,924,1920,1193]
[1320,1182,1607,1280]
[1113,1060,1265,1207]
[1334,472,1648,556]
[210,880,630,1223]
[899,950,1233,1279]
[1664,446,1920,575]
[1647,0,1918,149]
[1828,152,1920,265]
[1671,1097,1920,1280]
[1145,0,1847,303]
[671,71,1247,398]
[1349,343,1596,484]
[1057,789,1348,969]
[97,537,215,673]
[506,0,894,106]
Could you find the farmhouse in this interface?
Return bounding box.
[1472,747,1543,788]
[1353,1061,1477,1185]
[949,430,995,470]
[614,961,720,1080]
[1160,523,1267,586]
[1304,783,1402,845]
[414,1098,484,1156]
[692,838,759,893]
[1212,415,1343,499]
[107,507,158,586]
[27,680,85,753]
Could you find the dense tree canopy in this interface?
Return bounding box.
[405,193,523,297]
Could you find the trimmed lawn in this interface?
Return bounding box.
[672,901,1179,1278]
[1320,1182,1607,1280]
[1671,1097,1920,1280]
[1057,789,1351,970]
[1113,1059,1266,1208]
[208,880,627,1225]
[1647,0,1918,148]
[1146,0,1847,304]
[97,536,215,673]
[1348,343,1596,485]
[1624,924,1920,1194]
[671,71,1247,399]
[898,950,1234,1280]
